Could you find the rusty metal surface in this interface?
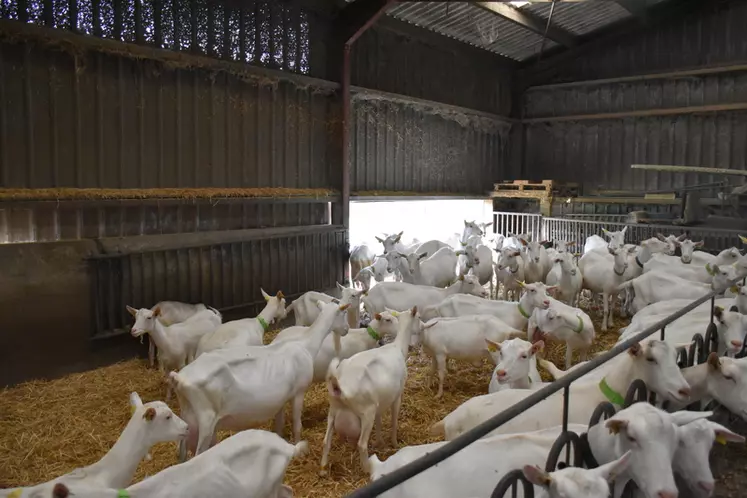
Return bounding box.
[350,96,509,194]
[351,22,513,115]
[90,225,345,337]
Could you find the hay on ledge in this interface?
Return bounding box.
[0,187,336,202]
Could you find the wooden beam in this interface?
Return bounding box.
[631,164,747,177]
[474,1,578,48]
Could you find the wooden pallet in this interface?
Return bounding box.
[493,180,554,192]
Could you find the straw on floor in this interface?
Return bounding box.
[0,308,627,497]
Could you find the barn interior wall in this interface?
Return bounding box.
[517,0,747,195]
[0,0,514,385]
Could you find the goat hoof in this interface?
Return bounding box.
[319,468,329,477]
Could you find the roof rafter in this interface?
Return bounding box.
[473,1,578,48]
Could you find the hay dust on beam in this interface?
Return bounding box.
[0,187,336,202]
[0,304,628,497]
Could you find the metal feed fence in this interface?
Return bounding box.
[88,226,345,338]
[348,283,737,498]
[493,211,745,254]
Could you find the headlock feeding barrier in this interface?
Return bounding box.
[347,212,746,498]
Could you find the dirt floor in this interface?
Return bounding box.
[0,305,743,497]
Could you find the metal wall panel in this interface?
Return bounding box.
[524,112,747,192]
[90,226,345,337]
[351,23,513,116]
[350,96,510,194]
[0,39,339,190]
[526,0,747,85]
[0,198,331,243]
[525,72,747,118]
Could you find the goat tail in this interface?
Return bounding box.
[429,419,445,437]
[616,280,634,293]
[326,358,344,398]
[292,441,310,459]
[538,358,567,380]
[168,371,183,389]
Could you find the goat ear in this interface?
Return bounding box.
[522,465,551,487]
[261,288,271,301]
[694,241,704,248]
[129,392,143,409]
[458,274,465,281]
[418,253,428,260]
[714,306,724,319]
[336,282,345,291]
[143,407,157,421]
[276,290,285,300]
[375,236,383,243]
[595,450,632,483]
[656,233,667,241]
[677,233,688,241]
[710,422,746,444]
[394,231,403,243]
[605,418,629,435]
[126,305,138,317]
[374,313,382,321]
[530,341,545,354]
[739,234,747,244]
[707,352,722,371]
[627,342,642,357]
[485,339,500,353]
[566,241,576,247]
[152,306,161,317]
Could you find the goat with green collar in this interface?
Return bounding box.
[529,297,595,369]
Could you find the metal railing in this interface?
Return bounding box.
[348,282,737,498]
[493,211,745,254]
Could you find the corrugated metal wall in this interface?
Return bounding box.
[352,21,513,116]
[350,95,510,194]
[519,0,747,193]
[0,40,338,190]
[525,0,747,85]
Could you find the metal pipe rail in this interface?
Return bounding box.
[346,281,740,498]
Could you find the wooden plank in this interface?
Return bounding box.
[631,164,747,177]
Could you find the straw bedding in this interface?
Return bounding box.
[0,304,627,497]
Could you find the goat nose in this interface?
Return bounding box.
[657,491,678,498]
[678,387,691,397]
[698,481,715,493]
[496,369,506,378]
[543,300,550,307]
[732,340,743,348]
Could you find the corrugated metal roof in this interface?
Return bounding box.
[520,1,633,36]
[387,1,558,61]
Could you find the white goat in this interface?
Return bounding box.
[494,246,525,301]
[430,340,690,440]
[287,283,363,329]
[545,251,582,306]
[47,430,307,498]
[420,314,525,397]
[272,310,400,383]
[401,246,458,288]
[579,246,629,331]
[583,227,627,255]
[128,306,221,401]
[196,289,286,355]
[171,301,350,460]
[144,301,220,368]
[420,281,553,330]
[487,338,544,393]
[320,306,421,474]
[519,236,551,283]
[353,257,391,291]
[455,237,494,292]
[9,393,187,497]
[530,302,595,369]
[362,275,487,315]
[350,244,375,288]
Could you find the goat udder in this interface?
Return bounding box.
[334,409,361,444]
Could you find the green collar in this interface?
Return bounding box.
[517,302,531,319]
[367,326,381,342]
[599,377,625,406]
[118,491,131,498]
[257,316,270,331]
[573,315,584,333]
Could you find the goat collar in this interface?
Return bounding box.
[367,325,381,342]
[598,377,625,406]
[257,316,270,331]
[635,256,644,268]
[117,491,131,498]
[613,266,626,276]
[517,302,531,319]
[573,315,584,333]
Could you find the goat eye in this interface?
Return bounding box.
[166,415,172,420]
[530,289,536,293]
[646,357,656,363]
[521,354,528,359]
[627,436,636,443]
